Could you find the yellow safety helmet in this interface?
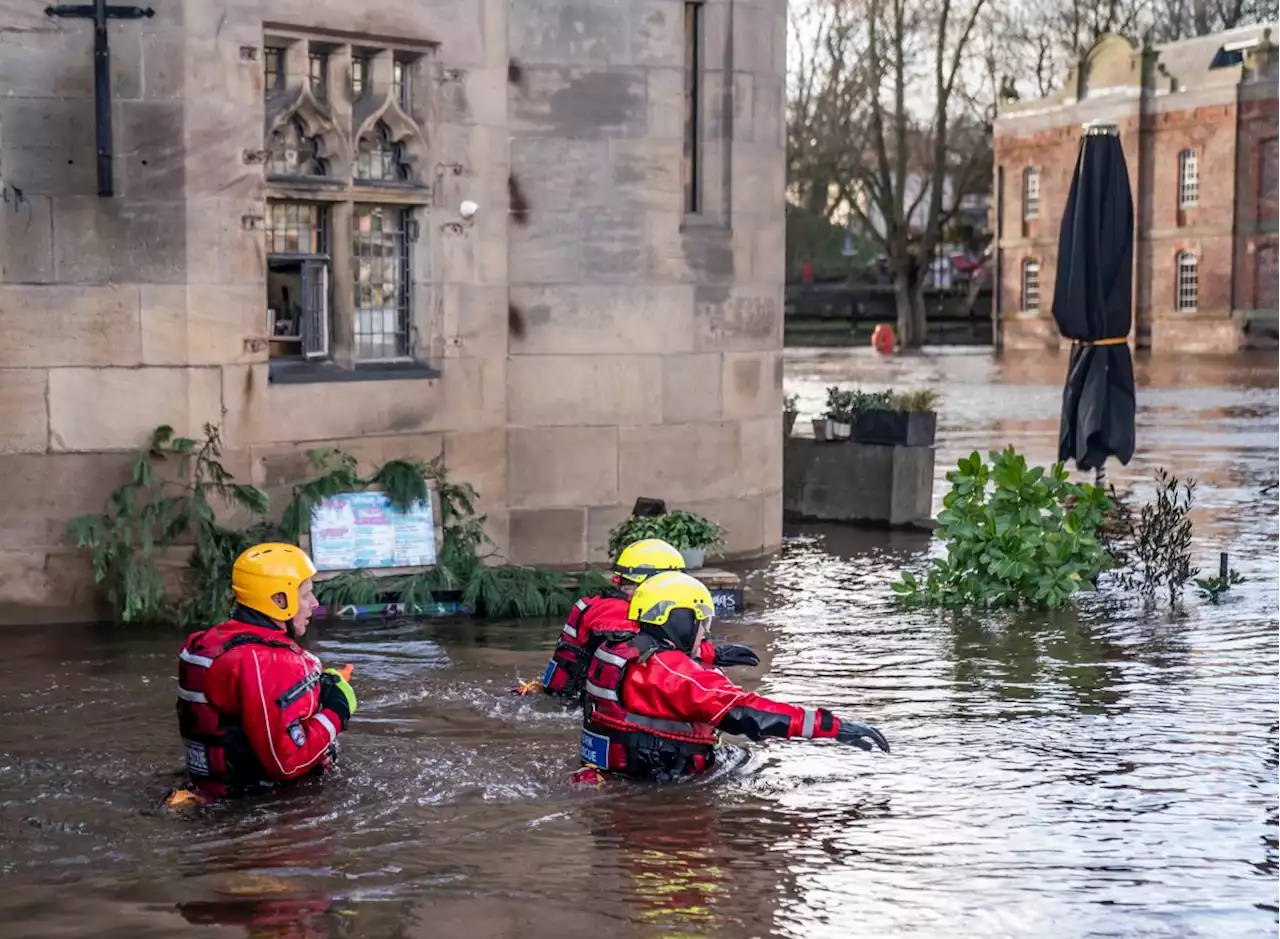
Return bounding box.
[628,570,714,629]
[613,538,687,585]
[231,543,317,621]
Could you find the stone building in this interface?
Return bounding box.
[0,0,787,622]
[993,25,1279,352]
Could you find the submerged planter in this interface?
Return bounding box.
[784,411,798,438]
[853,409,937,447]
[811,417,834,441]
[831,420,852,440]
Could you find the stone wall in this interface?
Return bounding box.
[503,0,785,565]
[0,0,785,622]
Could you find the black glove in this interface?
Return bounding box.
[319,670,357,730]
[835,719,890,753]
[712,643,760,669]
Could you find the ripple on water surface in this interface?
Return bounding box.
[0,348,1274,939]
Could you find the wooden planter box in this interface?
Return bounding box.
[853,409,937,447]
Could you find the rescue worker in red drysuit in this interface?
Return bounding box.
[174,543,358,800]
[578,571,889,780]
[514,538,759,701]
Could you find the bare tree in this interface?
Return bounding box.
[788,0,995,348]
[1000,0,1279,98]
[1150,0,1279,39]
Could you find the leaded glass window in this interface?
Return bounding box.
[269,118,327,177]
[352,205,411,360]
[266,201,328,254]
[356,122,410,182]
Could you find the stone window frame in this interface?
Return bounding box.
[682,1,704,217]
[262,28,437,385]
[677,0,734,233]
[1175,250,1198,312]
[1177,148,1199,209]
[1022,167,1040,221]
[1021,258,1041,312]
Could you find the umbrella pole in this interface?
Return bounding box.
[1094,464,1107,490]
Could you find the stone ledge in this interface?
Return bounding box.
[268,359,442,385]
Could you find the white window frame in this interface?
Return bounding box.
[1178,149,1199,208]
[1022,259,1041,312]
[1023,167,1040,220]
[1175,251,1198,312]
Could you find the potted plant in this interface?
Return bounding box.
[783,393,799,438]
[824,386,856,440]
[853,388,940,447]
[607,509,726,569]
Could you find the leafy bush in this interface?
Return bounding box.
[67,424,270,627]
[784,393,799,414]
[891,447,1111,609]
[825,385,940,418]
[606,510,726,559]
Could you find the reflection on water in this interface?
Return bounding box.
[0,347,1275,939]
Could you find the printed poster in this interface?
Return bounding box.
[309,491,437,572]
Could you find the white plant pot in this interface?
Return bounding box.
[832,421,852,439]
[679,547,707,569]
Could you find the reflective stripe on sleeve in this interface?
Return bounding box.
[801,707,817,738]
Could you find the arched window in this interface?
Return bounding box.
[1023,167,1040,220]
[356,121,411,182]
[1175,251,1198,311]
[1022,258,1041,311]
[268,118,327,177]
[1178,149,1199,208]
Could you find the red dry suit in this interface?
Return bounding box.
[580,632,841,778]
[176,611,345,798]
[540,590,719,701]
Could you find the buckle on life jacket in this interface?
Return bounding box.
[580,728,611,769]
[541,658,558,688]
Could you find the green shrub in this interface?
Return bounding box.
[606,509,726,559]
[892,447,1112,609]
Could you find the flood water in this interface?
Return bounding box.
[0,348,1276,939]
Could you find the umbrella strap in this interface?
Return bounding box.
[1074,337,1128,346]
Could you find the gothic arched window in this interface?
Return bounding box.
[356,121,410,183]
[269,118,327,177]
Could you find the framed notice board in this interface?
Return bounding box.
[301,482,443,577]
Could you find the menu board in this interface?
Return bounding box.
[309,491,437,572]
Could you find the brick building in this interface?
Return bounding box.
[993,26,1279,351]
[0,0,786,622]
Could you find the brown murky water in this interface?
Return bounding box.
[0,348,1276,939]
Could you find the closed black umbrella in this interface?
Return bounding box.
[1052,123,1136,486]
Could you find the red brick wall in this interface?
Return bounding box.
[1234,98,1279,313]
[1147,105,1237,233]
[995,91,1279,350]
